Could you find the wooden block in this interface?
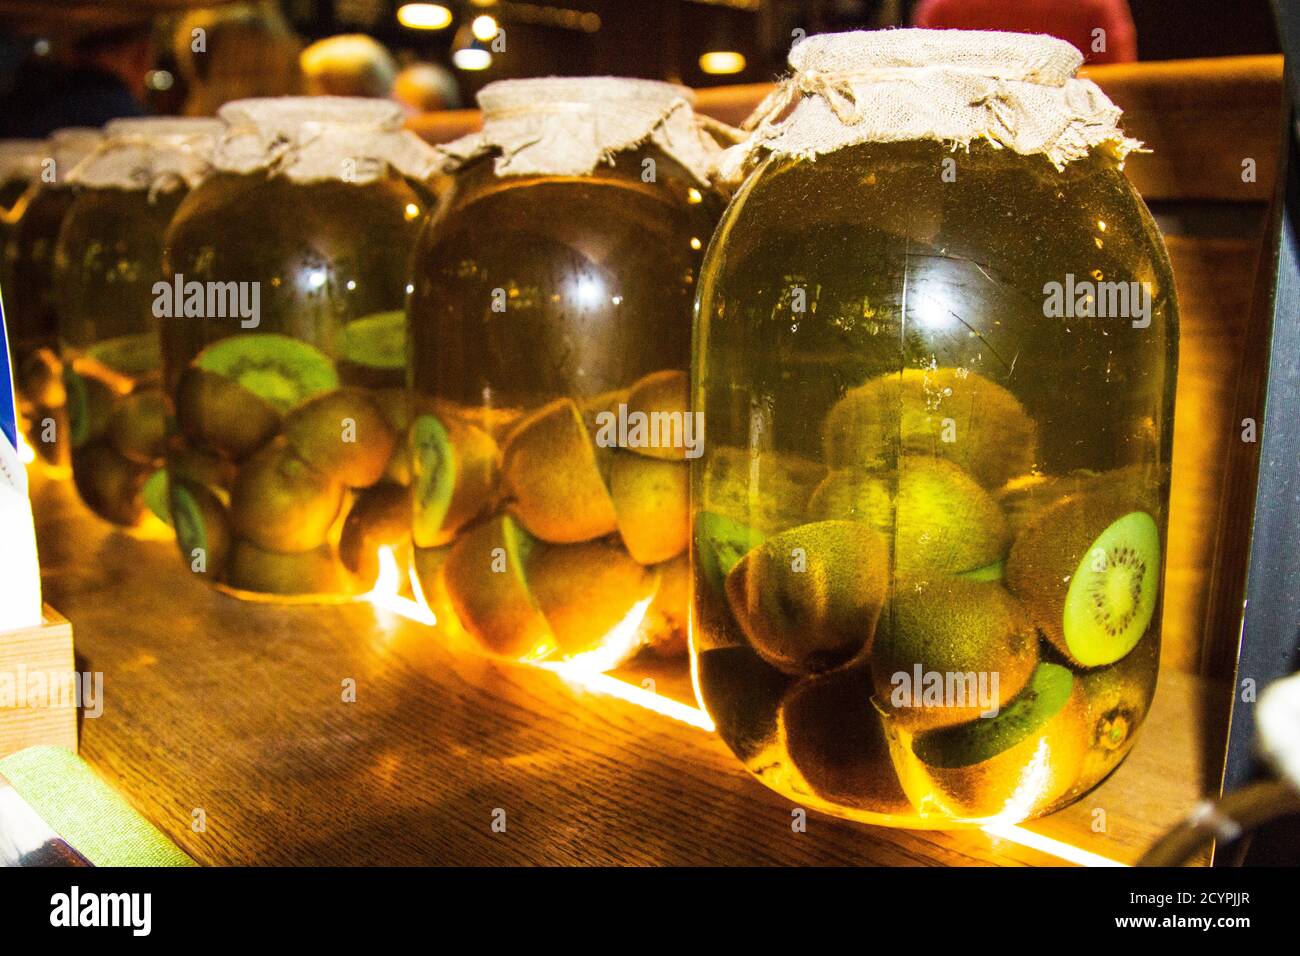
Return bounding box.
[0,605,77,760]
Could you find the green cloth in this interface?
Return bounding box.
[0,746,194,867]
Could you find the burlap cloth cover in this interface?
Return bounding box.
[718,29,1142,182]
[66,117,223,196]
[437,77,728,185]
[0,139,48,186]
[212,96,440,184]
[42,128,103,189]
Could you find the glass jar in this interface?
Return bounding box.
[407,78,724,666]
[55,118,223,530]
[692,31,1177,826]
[3,129,101,475]
[161,98,435,600]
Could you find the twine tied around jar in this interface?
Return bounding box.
[437,77,736,185]
[66,118,224,201]
[213,96,441,185]
[717,29,1144,183]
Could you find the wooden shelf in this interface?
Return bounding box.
[29,471,1227,866]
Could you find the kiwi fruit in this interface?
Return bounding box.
[141,468,171,526]
[72,441,150,526]
[63,366,118,449]
[822,367,1037,489]
[637,554,689,658]
[702,445,825,535]
[193,334,338,415]
[903,662,1087,820]
[412,544,457,629]
[725,519,890,676]
[622,369,690,461]
[997,464,1155,537]
[871,578,1038,732]
[229,439,344,553]
[442,513,556,660]
[170,480,233,579]
[338,311,405,372]
[86,332,161,378]
[228,541,350,596]
[1006,494,1161,668]
[168,443,236,494]
[410,412,498,548]
[16,347,65,408]
[780,668,913,815]
[283,388,396,488]
[107,388,169,465]
[526,540,657,659]
[175,367,281,461]
[959,560,1005,582]
[501,397,617,544]
[809,456,1009,575]
[696,645,796,764]
[693,511,765,652]
[609,452,689,565]
[338,482,412,589]
[1071,632,1159,795]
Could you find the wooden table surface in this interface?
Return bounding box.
[27,471,1229,866]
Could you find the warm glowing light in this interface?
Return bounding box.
[982,822,1127,867]
[453,48,492,71]
[551,668,716,731]
[365,547,436,626]
[404,203,422,220]
[397,3,453,30]
[690,237,702,251]
[15,432,36,465]
[699,51,746,75]
[471,14,499,41]
[687,187,703,204]
[545,596,653,676]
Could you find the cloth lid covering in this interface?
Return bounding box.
[44,128,103,189]
[437,77,729,184]
[66,117,223,194]
[717,28,1142,182]
[213,95,440,184]
[0,139,48,185]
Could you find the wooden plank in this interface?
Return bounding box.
[26,469,1226,866]
[0,606,77,759]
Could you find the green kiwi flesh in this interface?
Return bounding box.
[194,334,338,415]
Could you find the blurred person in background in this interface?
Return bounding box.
[392,62,462,114]
[172,1,302,116]
[300,34,397,99]
[0,24,151,137]
[912,0,1139,63]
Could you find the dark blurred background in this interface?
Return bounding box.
[0,0,1281,136]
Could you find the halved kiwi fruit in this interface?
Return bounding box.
[725,519,890,675]
[623,369,690,460]
[780,668,913,815]
[283,388,396,488]
[609,452,688,565]
[637,554,689,658]
[71,440,150,526]
[338,311,406,371]
[822,367,1037,489]
[410,412,498,548]
[194,334,338,415]
[175,367,281,460]
[86,332,161,378]
[228,541,350,596]
[1007,494,1160,668]
[63,366,117,449]
[229,439,344,553]
[693,511,765,652]
[870,578,1038,732]
[903,662,1088,820]
[338,482,412,589]
[500,397,617,544]
[997,464,1155,537]
[1071,632,1159,795]
[526,539,656,659]
[809,456,1009,575]
[170,480,233,579]
[107,388,169,465]
[696,645,796,764]
[441,513,555,660]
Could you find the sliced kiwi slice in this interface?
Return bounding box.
[170,480,232,579]
[86,332,161,377]
[780,668,913,815]
[442,513,556,660]
[610,452,689,565]
[500,397,617,544]
[194,334,338,415]
[725,519,890,675]
[809,456,1009,575]
[284,388,396,488]
[338,311,406,370]
[526,540,656,659]
[871,578,1038,732]
[229,439,344,553]
[822,367,1038,489]
[1007,495,1160,667]
[410,412,498,548]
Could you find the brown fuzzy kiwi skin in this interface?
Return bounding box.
[72,440,151,526]
[526,539,656,658]
[227,541,351,596]
[107,388,169,465]
[702,445,826,536]
[176,366,282,461]
[696,645,797,765]
[170,479,233,580]
[284,388,397,488]
[338,482,412,589]
[1068,631,1160,798]
[410,410,498,549]
[609,452,689,565]
[996,464,1158,538]
[1005,490,1159,666]
[229,439,345,554]
[623,369,690,461]
[870,577,1039,733]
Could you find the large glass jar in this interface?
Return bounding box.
[3,129,102,475]
[161,98,436,600]
[55,118,223,530]
[692,31,1177,826]
[407,78,724,666]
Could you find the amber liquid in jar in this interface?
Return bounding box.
[407,148,722,662]
[162,173,426,599]
[693,142,1176,826]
